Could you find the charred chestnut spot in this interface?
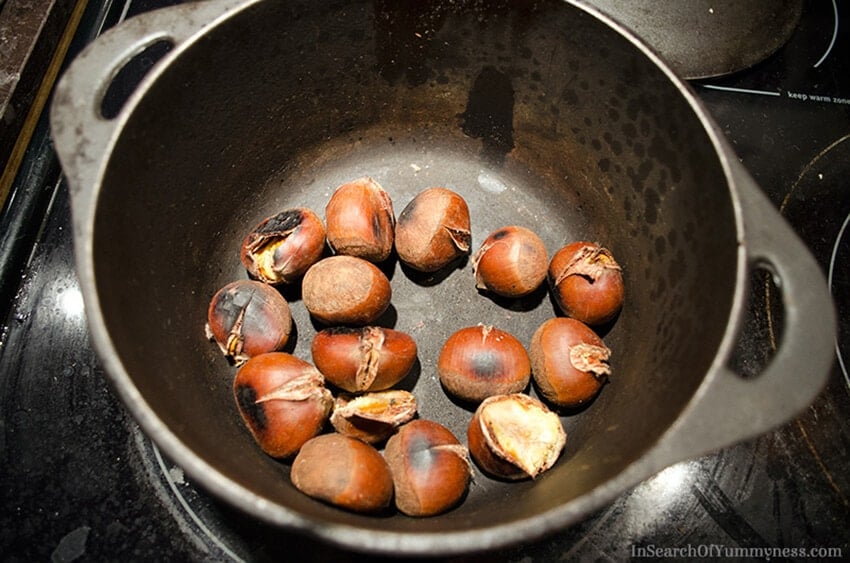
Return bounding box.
[255,209,303,235]
[235,384,267,431]
[471,351,501,379]
[406,433,437,473]
[490,228,508,241]
[396,198,418,225]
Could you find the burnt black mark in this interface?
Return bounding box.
[472,351,501,379]
[461,66,515,164]
[396,197,418,226]
[235,384,266,432]
[255,209,303,235]
[490,228,509,240]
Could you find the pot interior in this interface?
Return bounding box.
[90,0,738,544]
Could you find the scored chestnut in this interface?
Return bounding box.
[330,390,418,444]
[233,352,333,458]
[394,187,471,272]
[472,226,548,298]
[548,241,624,326]
[206,279,292,364]
[291,433,394,513]
[530,317,611,408]
[239,207,326,284]
[467,393,566,480]
[311,326,417,392]
[325,177,395,262]
[301,255,392,325]
[437,324,531,403]
[385,419,471,517]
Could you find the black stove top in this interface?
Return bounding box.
[1,1,848,561]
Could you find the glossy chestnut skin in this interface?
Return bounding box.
[437,325,531,403]
[239,207,326,284]
[467,393,566,480]
[472,226,548,298]
[330,390,418,444]
[325,177,395,262]
[206,279,292,364]
[548,241,624,326]
[530,317,611,408]
[394,187,471,272]
[385,419,471,517]
[311,326,417,392]
[233,352,332,458]
[301,256,392,325]
[291,433,394,513]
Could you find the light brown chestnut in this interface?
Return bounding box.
[233,352,332,458]
[548,241,624,326]
[467,393,566,480]
[301,256,392,325]
[206,279,292,364]
[311,326,417,392]
[239,207,326,284]
[325,177,395,262]
[330,390,418,444]
[437,324,531,403]
[530,317,611,408]
[472,226,548,298]
[291,433,394,513]
[385,419,471,517]
[394,187,471,272]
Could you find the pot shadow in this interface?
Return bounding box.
[398,255,469,287]
[478,281,549,312]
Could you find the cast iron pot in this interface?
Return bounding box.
[50,0,835,556]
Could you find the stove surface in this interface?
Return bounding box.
[1,1,848,561]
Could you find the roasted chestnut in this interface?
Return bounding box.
[239,207,326,284]
[385,419,471,517]
[325,177,395,262]
[467,393,566,480]
[548,241,624,326]
[206,279,292,364]
[291,433,394,513]
[530,317,611,408]
[330,390,418,444]
[233,352,333,458]
[311,326,417,392]
[394,187,471,272]
[472,226,548,298]
[301,255,392,325]
[437,324,531,403]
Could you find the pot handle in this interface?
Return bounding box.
[653,159,836,467]
[49,0,249,227]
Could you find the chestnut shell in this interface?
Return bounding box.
[232,352,332,458]
[301,255,392,325]
[548,241,624,326]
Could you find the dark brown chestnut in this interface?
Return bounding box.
[394,187,471,272]
[530,317,611,408]
[325,177,395,262]
[291,433,394,513]
[206,279,292,364]
[301,256,392,325]
[384,419,471,517]
[239,207,326,284]
[233,352,332,458]
[330,390,418,444]
[472,226,548,298]
[548,241,624,326]
[311,326,417,392]
[467,393,566,480]
[437,324,531,403]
